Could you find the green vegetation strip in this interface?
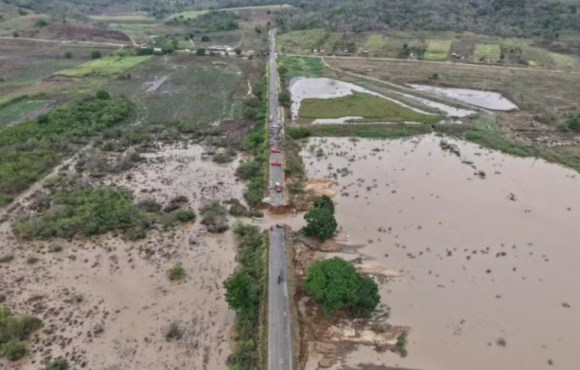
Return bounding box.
[299,92,441,124]
[288,123,432,139]
[237,77,268,208]
[56,56,152,77]
[0,95,131,207]
[13,175,195,240]
[224,224,268,370]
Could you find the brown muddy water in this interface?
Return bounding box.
[0,144,244,370]
[301,135,580,370]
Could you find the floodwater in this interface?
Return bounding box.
[0,144,244,370]
[301,135,580,370]
[289,77,433,120]
[408,84,518,111]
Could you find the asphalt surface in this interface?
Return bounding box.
[268,29,285,207]
[268,225,293,370]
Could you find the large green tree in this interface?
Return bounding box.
[305,257,380,317]
[302,208,337,240]
[224,271,257,311]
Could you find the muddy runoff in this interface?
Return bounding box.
[0,144,245,370]
[300,135,580,370]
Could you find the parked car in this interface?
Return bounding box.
[275,182,283,192]
[271,147,281,153]
[271,161,282,166]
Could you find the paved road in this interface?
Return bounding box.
[268,226,293,370]
[268,29,285,207]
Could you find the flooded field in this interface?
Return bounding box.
[301,135,580,370]
[408,84,518,111]
[0,144,243,370]
[289,77,432,120]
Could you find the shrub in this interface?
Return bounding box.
[63,51,73,59]
[0,255,14,263]
[236,161,262,180]
[42,358,70,370]
[213,152,233,163]
[313,195,334,214]
[305,257,380,317]
[396,334,408,357]
[302,208,337,241]
[168,265,185,281]
[287,127,311,140]
[165,322,183,341]
[96,90,111,100]
[567,113,580,132]
[91,50,102,59]
[26,256,39,265]
[200,200,229,233]
[0,308,42,361]
[172,209,196,222]
[201,35,210,42]
[1,340,27,361]
[196,48,206,56]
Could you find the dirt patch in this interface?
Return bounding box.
[39,23,130,43]
[304,179,336,197]
[220,119,254,149]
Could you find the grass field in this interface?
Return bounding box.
[0,98,49,126]
[277,29,342,54]
[105,56,250,125]
[56,56,152,77]
[424,39,451,60]
[365,34,386,50]
[279,57,324,79]
[473,43,501,62]
[90,14,153,22]
[549,52,578,70]
[299,92,441,124]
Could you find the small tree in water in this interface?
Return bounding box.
[302,208,337,240]
[305,257,380,317]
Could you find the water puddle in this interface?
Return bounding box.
[301,135,580,370]
[289,77,433,120]
[408,84,518,111]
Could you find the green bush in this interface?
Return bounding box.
[63,51,73,59]
[0,307,42,361]
[91,50,102,59]
[287,127,311,140]
[567,113,580,132]
[313,195,334,214]
[305,257,380,317]
[302,208,337,241]
[42,358,70,370]
[200,200,229,233]
[1,340,27,361]
[168,265,186,281]
[96,90,111,100]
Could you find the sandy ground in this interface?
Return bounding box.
[0,144,245,370]
[300,135,580,370]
